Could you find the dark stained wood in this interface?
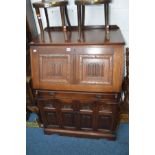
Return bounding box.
[104,3,109,32]
[60,5,68,41]
[75,0,111,5]
[33,0,71,35]
[45,25,119,31]
[30,45,124,92]
[75,0,111,40]
[82,5,85,29]
[34,7,44,32]
[44,8,50,28]
[44,128,116,140]
[36,90,120,101]
[64,6,71,28]
[30,27,125,45]
[33,0,69,8]
[30,26,125,140]
[37,90,119,140]
[77,4,82,41]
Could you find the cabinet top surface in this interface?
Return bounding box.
[30,26,125,46]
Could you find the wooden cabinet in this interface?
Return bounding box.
[30,27,125,140]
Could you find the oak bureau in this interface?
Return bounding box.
[30,26,125,140]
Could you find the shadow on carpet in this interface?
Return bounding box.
[26,123,129,155]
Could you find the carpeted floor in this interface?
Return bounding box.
[26,123,129,155]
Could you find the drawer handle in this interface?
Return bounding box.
[66,48,71,52]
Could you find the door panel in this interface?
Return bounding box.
[78,54,113,85]
[97,115,112,131]
[38,99,60,128]
[76,47,114,86]
[79,100,96,130]
[59,99,77,129]
[39,54,71,83]
[30,46,73,89]
[75,46,124,92]
[96,101,117,131]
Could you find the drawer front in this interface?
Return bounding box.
[38,98,60,128]
[37,90,119,102]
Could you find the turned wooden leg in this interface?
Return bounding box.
[77,4,82,41]
[34,7,44,33]
[60,6,68,41]
[44,8,52,42]
[81,5,85,42]
[44,8,50,28]
[82,5,85,29]
[104,3,109,32]
[104,3,110,40]
[64,6,71,28]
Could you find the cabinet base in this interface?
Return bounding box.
[44,128,116,140]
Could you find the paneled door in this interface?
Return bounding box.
[75,46,123,92]
[30,46,74,89]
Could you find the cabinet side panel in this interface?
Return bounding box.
[112,46,124,91]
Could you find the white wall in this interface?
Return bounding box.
[31,0,129,46]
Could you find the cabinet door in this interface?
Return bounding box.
[79,100,96,131]
[38,98,60,128]
[30,46,73,89]
[75,46,124,92]
[59,98,77,130]
[38,98,78,130]
[96,102,118,132]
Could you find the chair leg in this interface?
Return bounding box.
[82,5,85,29]
[104,3,109,32]
[64,6,71,28]
[44,8,50,28]
[77,4,82,41]
[60,6,68,41]
[34,7,44,33]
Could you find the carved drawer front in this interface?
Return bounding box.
[37,91,119,132]
[38,99,60,128]
[37,90,119,102]
[79,100,96,131]
[96,102,118,131]
[59,99,77,129]
[97,115,113,131]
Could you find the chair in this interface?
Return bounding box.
[75,0,111,41]
[33,0,71,40]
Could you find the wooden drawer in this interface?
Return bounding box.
[36,90,120,102]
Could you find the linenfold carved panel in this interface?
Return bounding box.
[79,54,113,85]
[39,54,71,83]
